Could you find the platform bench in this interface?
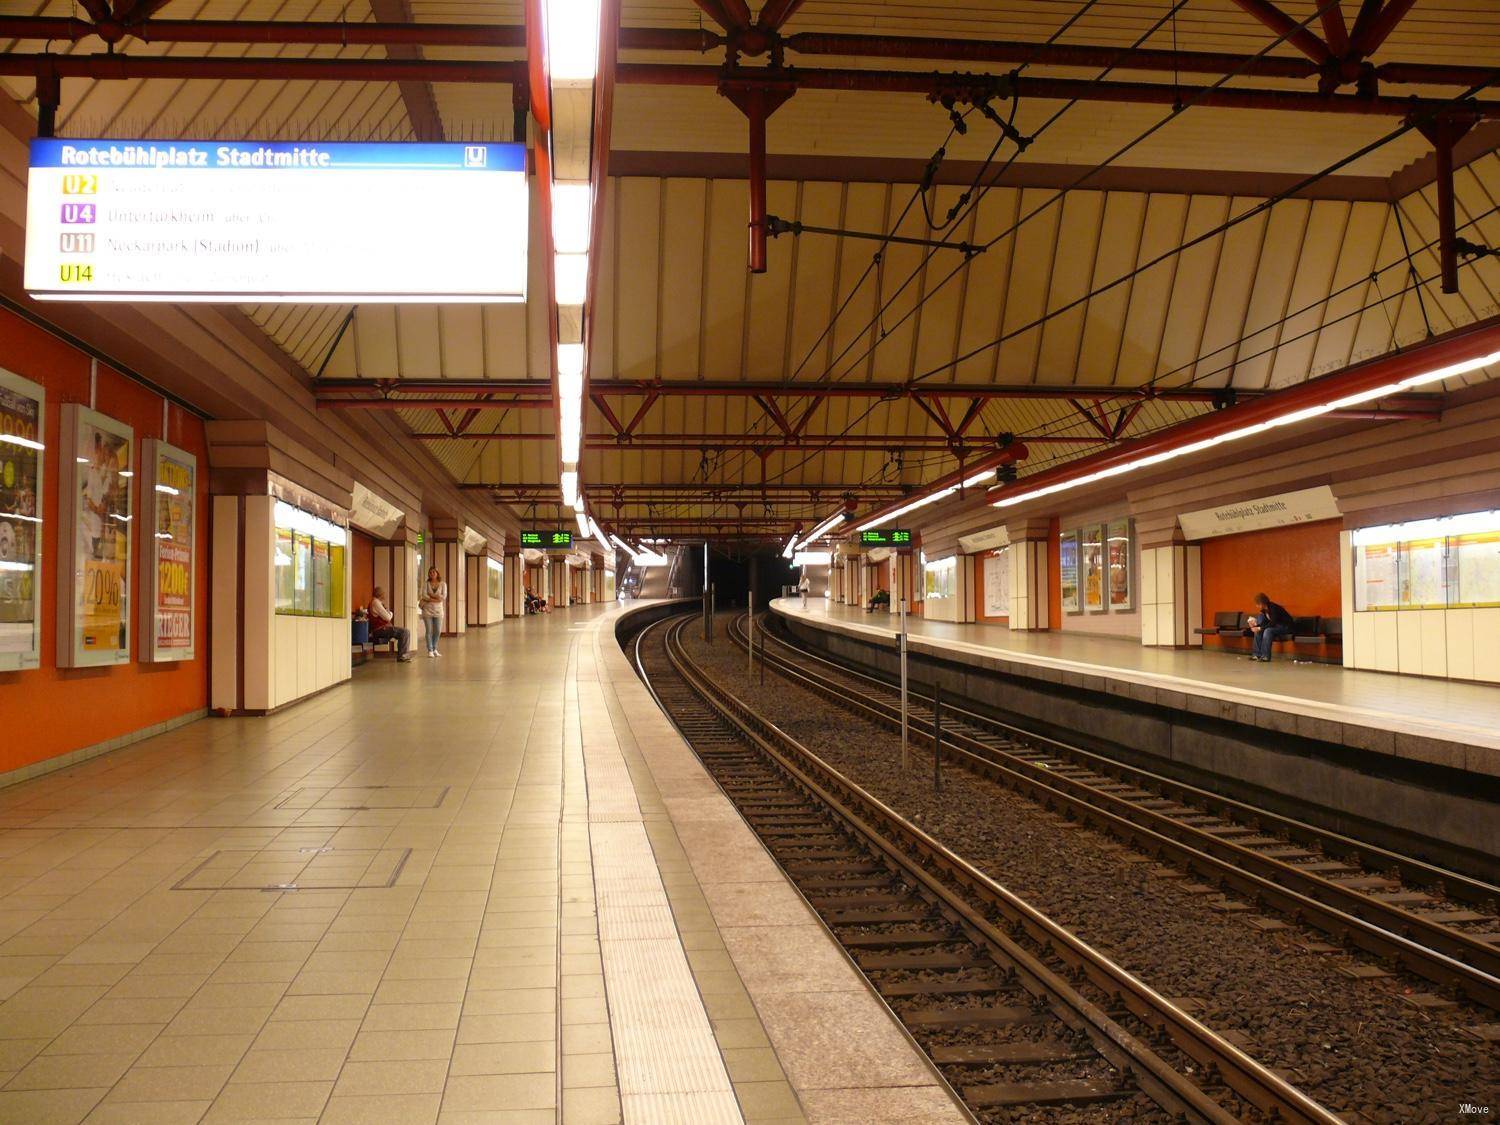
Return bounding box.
[1198,612,1343,664]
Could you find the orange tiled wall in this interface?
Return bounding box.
[351,529,375,611]
[1199,519,1343,628]
[0,310,211,775]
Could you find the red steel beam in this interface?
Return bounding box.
[1225,0,1333,65]
[615,63,1500,118]
[987,317,1499,512]
[0,53,526,84]
[1,19,1491,91]
[1350,0,1420,57]
[313,379,1442,408]
[410,433,1084,447]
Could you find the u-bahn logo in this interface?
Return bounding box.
[464,146,487,168]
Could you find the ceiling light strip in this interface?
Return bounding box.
[988,323,1500,513]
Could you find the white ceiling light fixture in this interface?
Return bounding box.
[575,510,590,537]
[545,0,602,84]
[554,252,588,307]
[802,510,847,544]
[552,182,592,254]
[557,342,584,378]
[792,550,832,567]
[559,405,582,464]
[560,469,578,509]
[781,532,799,559]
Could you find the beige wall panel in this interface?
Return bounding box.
[273,617,295,709]
[1418,610,1448,679]
[867,185,931,381]
[1269,200,1350,388]
[244,495,274,713]
[210,496,240,713]
[442,306,486,379]
[1474,607,1500,683]
[951,187,1021,382]
[784,181,845,379]
[827,182,889,380]
[1446,608,1475,682]
[1155,195,1230,387]
[298,616,317,702]
[1309,203,1388,378]
[1395,609,1423,674]
[356,306,401,379]
[1232,200,1310,389]
[1350,610,1376,671]
[747,180,800,378]
[658,178,709,378]
[997,187,1062,384]
[1035,191,1103,386]
[1116,194,1189,386]
[614,178,664,380]
[1191,201,1265,386]
[910,185,978,381]
[1073,191,1148,386]
[701,179,751,377]
[1340,531,1356,669]
[397,305,442,375]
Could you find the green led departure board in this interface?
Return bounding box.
[521,530,573,549]
[859,529,912,547]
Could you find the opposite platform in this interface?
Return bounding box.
[771,597,1500,773]
[0,602,961,1124]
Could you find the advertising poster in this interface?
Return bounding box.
[1402,538,1447,608]
[1455,531,1500,607]
[142,441,195,661]
[1355,543,1398,610]
[1059,532,1080,613]
[982,549,1010,618]
[1107,518,1133,611]
[1082,525,1105,612]
[0,369,44,671]
[487,559,502,601]
[59,405,133,667]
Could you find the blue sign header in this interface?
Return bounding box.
[30,139,526,172]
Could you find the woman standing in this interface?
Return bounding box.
[420,566,447,657]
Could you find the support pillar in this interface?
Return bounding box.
[1140,534,1202,648]
[1007,519,1051,631]
[503,548,524,617]
[428,518,468,637]
[1414,111,1478,295]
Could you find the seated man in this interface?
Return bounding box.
[1247,591,1294,662]
[367,587,413,662]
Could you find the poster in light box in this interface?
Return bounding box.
[142,440,195,662]
[0,368,44,671]
[59,404,134,667]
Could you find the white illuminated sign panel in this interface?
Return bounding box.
[24,140,527,303]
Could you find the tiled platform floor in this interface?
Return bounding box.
[772,598,1500,767]
[0,602,961,1124]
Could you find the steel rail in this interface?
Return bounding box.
[655,613,1342,1124]
[731,613,1500,1011]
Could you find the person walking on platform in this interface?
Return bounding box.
[421,566,447,657]
[367,587,412,662]
[1248,591,1294,662]
[798,571,811,609]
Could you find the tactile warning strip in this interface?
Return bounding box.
[590,821,742,1122]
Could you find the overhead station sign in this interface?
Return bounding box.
[859,529,913,547]
[24,139,527,303]
[520,531,573,550]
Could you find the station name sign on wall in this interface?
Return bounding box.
[1178,485,1342,541]
[24,140,527,303]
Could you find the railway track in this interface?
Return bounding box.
[633,610,1344,1125]
[729,611,1500,1015]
